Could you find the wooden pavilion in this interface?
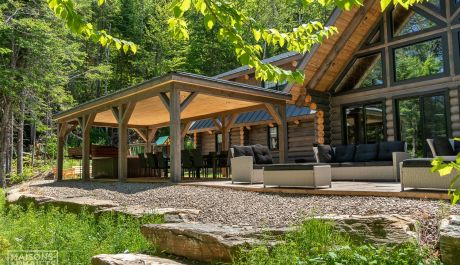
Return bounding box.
[54,72,290,182]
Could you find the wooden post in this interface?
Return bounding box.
[56,122,75,181]
[146,128,157,153]
[112,102,136,181]
[169,86,181,182]
[278,104,288,163]
[78,114,95,181]
[239,127,244,145]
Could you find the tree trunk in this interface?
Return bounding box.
[6,112,14,174]
[31,122,36,167]
[0,102,12,189]
[16,100,25,175]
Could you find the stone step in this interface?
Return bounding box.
[140,223,279,263]
[91,253,187,265]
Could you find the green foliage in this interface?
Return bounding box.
[431,148,460,205]
[235,219,439,265]
[0,189,162,264]
[47,0,137,54]
[168,0,423,84]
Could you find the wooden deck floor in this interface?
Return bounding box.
[98,177,452,200]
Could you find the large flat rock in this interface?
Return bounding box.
[320,214,417,244]
[440,215,460,265]
[141,223,273,262]
[91,254,187,265]
[6,191,199,223]
[98,206,200,223]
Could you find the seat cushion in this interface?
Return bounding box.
[339,162,366,167]
[364,161,393,167]
[232,145,254,158]
[433,137,455,156]
[263,163,323,171]
[378,141,405,161]
[317,145,334,163]
[402,158,433,168]
[454,140,460,154]
[334,145,355,163]
[251,144,273,164]
[354,144,378,162]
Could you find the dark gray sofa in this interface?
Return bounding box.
[313,142,409,181]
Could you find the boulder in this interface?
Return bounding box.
[440,215,460,265]
[319,214,417,244]
[97,206,199,223]
[91,253,187,265]
[140,223,276,262]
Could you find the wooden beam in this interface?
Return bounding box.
[212,118,223,130]
[146,128,157,153]
[278,104,288,163]
[239,127,244,145]
[56,122,76,181]
[117,102,137,181]
[181,121,192,138]
[133,128,148,142]
[169,86,181,182]
[78,113,96,181]
[159,92,170,109]
[264,103,282,125]
[180,92,197,113]
[173,82,289,105]
[301,0,376,100]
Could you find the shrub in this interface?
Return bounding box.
[235,219,440,265]
[0,189,162,264]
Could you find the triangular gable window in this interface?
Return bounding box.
[361,22,383,49]
[391,7,440,37]
[335,53,384,93]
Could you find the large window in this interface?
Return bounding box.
[268,126,279,150]
[396,93,449,157]
[215,133,222,153]
[393,37,445,82]
[343,102,385,144]
[336,53,384,93]
[391,6,439,37]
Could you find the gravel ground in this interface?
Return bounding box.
[22,180,460,245]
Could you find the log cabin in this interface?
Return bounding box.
[190,0,460,160]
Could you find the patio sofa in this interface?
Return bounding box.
[229,144,332,187]
[401,158,460,191]
[312,141,409,181]
[401,137,460,191]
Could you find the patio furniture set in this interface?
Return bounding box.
[138,150,229,178]
[230,138,460,191]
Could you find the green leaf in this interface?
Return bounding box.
[253,29,261,42]
[380,0,392,10]
[180,0,191,11]
[98,0,105,6]
[123,43,129,54]
[131,44,138,54]
[204,14,215,30]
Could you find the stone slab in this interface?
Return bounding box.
[91,253,187,265]
[140,223,274,262]
[440,215,460,265]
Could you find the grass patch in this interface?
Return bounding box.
[235,219,440,265]
[0,189,162,264]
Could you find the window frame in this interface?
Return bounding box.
[267,125,279,150]
[393,89,451,156]
[341,99,387,145]
[215,133,223,153]
[333,49,386,96]
[389,33,450,86]
[387,5,446,41]
[453,29,460,75]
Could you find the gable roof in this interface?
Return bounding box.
[286,0,383,104]
[213,51,302,80]
[189,104,313,132]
